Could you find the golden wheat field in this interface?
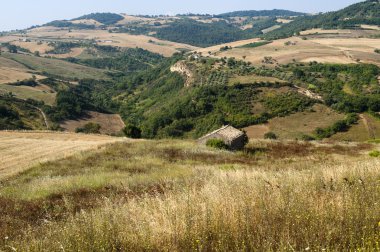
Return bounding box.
[0,131,126,179]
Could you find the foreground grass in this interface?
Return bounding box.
[1,140,379,251]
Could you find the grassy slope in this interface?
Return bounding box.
[0,84,56,105]
[1,139,379,251]
[1,53,110,81]
[0,97,46,130]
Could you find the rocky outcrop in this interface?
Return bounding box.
[170,61,194,87]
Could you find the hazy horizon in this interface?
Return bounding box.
[0,0,363,32]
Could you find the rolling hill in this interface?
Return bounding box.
[265,0,380,39]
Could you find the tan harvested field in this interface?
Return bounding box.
[60,111,126,134]
[196,38,261,54]
[300,29,352,35]
[116,15,154,25]
[20,28,198,56]
[360,25,380,31]
[276,18,293,24]
[262,25,281,34]
[245,104,345,140]
[0,67,45,85]
[200,36,380,66]
[71,19,103,27]
[0,35,20,43]
[0,131,126,179]
[11,41,54,54]
[243,124,270,139]
[0,67,36,84]
[0,57,29,69]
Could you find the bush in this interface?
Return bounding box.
[123,124,142,139]
[300,134,316,141]
[264,132,277,140]
[369,150,380,158]
[75,122,101,134]
[206,139,228,150]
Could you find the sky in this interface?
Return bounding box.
[0,0,363,32]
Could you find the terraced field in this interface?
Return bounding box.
[0,131,126,179]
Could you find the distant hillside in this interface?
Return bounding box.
[216,9,306,18]
[72,13,124,25]
[265,0,380,39]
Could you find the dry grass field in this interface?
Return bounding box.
[0,57,58,104]
[332,113,380,142]
[1,139,379,251]
[0,67,40,85]
[300,29,353,35]
[60,111,126,134]
[245,104,346,140]
[116,14,154,25]
[276,18,293,24]
[0,56,57,103]
[11,41,54,54]
[71,19,103,27]
[360,25,380,31]
[199,36,380,66]
[0,131,126,179]
[196,38,261,54]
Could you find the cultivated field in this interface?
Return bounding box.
[1,139,379,251]
[60,111,126,134]
[0,131,126,179]
[199,36,380,66]
[11,41,54,54]
[0,67,41,85]
[1,52,109,80]
[71,19,103,27]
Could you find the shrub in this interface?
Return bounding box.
[75,122,101,134]
[123,124,142,139]
[369,150,380,157]
[206,139,228,150]
[264,132,277,140]
[300,134,315,141]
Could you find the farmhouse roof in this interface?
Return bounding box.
[199,125,244,142]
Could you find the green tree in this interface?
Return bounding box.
[123,124,142,139]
